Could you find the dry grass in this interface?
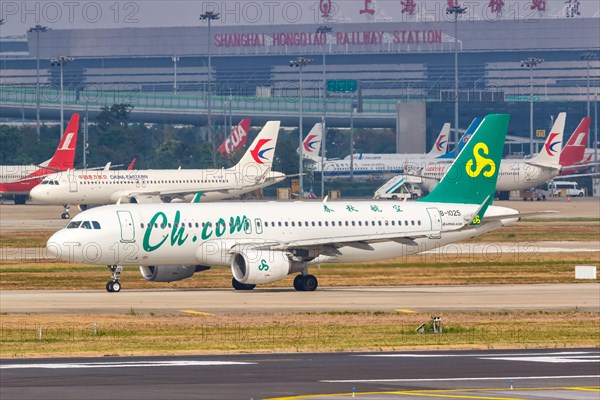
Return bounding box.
[1,311,597,358]
[0,250,598,290]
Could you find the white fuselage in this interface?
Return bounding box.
[313,156,442,180]
[0,165,41,184]
[418,159,560,192]
[30,168,286,205]
[47,201,518,268]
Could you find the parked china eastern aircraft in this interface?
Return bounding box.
[344,122,451,161]
[0,114,79,204]
[47,114,534,293]
[30,121,285,219]
[417,112,568,197]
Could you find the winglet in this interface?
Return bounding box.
[466,195,490,226]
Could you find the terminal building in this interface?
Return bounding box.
[0,16,599,153]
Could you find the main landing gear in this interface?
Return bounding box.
[293,274,318,291]
[61,204,70,219]
[106,265,123,292]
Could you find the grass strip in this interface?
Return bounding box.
[1,311,597,358]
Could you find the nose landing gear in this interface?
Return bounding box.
[61,204,70,219]
[106,265,123,292]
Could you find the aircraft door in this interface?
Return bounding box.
[426,208,442,239]
[117,210,136,243]
[68,170,78,193]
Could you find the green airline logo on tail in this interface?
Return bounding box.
[420,114,509,207]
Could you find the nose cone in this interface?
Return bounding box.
[29,184,47,202]
[46,230,81,262]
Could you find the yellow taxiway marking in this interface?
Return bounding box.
[395,309,418,314]
[568,387,600,392]
[179,310,214,316]
[266,386,600,400]
[266,390,524,400]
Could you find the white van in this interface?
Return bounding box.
[547,181,585,197]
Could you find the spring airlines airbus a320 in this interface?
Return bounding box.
[47,114,541,292]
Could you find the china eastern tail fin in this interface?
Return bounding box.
[437,117,482,159]
[232,121,280,175]
[426,123,450,157]
[420,114,509,207]
[528,112,565,168]
[46,114,80,171]
[300,123,323,161]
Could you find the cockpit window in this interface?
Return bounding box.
[92,221,101,229]
[41,180,49,185]
[81,221,92,229]
[67,221,81,229]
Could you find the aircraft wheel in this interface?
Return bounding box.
[106,281,114,292]
[111,281,121,293]
[61,212,70,219]
[231,277,255,291]
[293,275,304,291]
[301,275,318,292]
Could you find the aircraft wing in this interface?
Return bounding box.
[556,172,600,179]
[524,161,561,171]
[227,229,436,257]
[123,186,237,202]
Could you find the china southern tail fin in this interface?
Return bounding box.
[559,117,590,167]
[300,123,323,161]
[528,112,565,167]
[232,121,280,175]
[420,114,509,206]
[437,117,482,159]
[46,114,80,170]
[426,123,450,157]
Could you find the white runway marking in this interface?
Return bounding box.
[358,351,598,358]
[0,361,256,369]
[483,355,600,363]
[321,375,600,383]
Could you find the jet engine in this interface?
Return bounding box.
[139,265,210,282]
[231,250,303,285]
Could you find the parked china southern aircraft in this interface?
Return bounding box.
[344,122,451,161]
[0,114,79,204]
[47,114,534,293]
[416,112,568,196]
[30,121,284,219]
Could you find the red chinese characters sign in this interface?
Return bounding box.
[401,0,417,15]
[488,0,505,14]
[530,0,546,11]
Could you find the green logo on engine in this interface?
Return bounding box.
[258,259,269,271]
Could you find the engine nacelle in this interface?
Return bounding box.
[139,265,210,282]
[231,250,302,285]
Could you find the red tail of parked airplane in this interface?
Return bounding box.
[218,119,251,157]
[0,114,80,204]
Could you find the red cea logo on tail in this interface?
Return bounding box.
[435,134,447,152]
[303,135,320,153]
[545,132,560,156]
[250,139,274,164]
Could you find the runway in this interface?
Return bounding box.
[1,284,599,314]
[1,349,599,399]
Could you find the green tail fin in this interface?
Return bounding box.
[419,114,509,206]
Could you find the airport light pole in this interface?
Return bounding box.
[290,57,312,195]
[581,53,597,147]
[520,57,543,155]
[29,25,48,141]
[317,25,332,198]
[50,56,74,136]
[200,11,220,166]
[446,3,466,148]
[172,56,179,95]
